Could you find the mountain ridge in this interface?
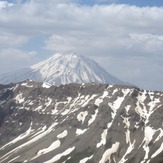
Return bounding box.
[0,80,163,163]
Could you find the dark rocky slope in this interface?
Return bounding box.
[0,80,163,163]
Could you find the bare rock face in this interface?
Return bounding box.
[0,80,163,163]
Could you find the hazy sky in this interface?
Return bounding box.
[0,0,163,91]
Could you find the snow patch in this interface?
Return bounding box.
[38,140,60,154]
[151,142,163,158]
[142,126,156,161]
[95,91,108,107]
[97,129,108,148]
[57,130,68,139]
[0,122,33,150]
[79,155,93,163]
[67,97,72,102]
[15,93,24,104]
[45,97,52,107]
[88,109,98,126]
[125,105,131,115]
[34,105,42,111]
[31,140,61,160]
[61,109,70,116]
[119,140,136,163]
[44,146,75,163]
[144,126,156,146]
[155,128,163,142]
[42,82,51,88]
[99,142,120,163]
[0,123,57,163]
[77,111,88,124]
[21,82,33,87]
[76,128,87,135]
[82,94,97,107]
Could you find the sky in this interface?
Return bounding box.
[0,0,163,91]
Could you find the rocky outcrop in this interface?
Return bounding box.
[0,80,163,163]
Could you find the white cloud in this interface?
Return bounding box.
[94,55,163,90]
[0,32,28,48]
[0,1,163,90]
[45,35,76,52]
[0,48,39,73]
[0,1,14,10]
[96,0,117,2]
[45,33,163,58]
[129,34,163,54]
[0,3,163,36]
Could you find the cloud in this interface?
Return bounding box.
[45,33,163,58]
[0,1,163,90]
[1,2,163,36]
[96,0,117,3]
[0,48,39,73]
[0,1,14,10]
[45,35,76,52]
[129,34,163,54]
[0,32,28,48]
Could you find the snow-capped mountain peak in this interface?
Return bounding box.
[0,52,127,86]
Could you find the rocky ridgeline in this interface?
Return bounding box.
[0,80,163,163]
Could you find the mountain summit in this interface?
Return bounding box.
[0,53,127,86]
